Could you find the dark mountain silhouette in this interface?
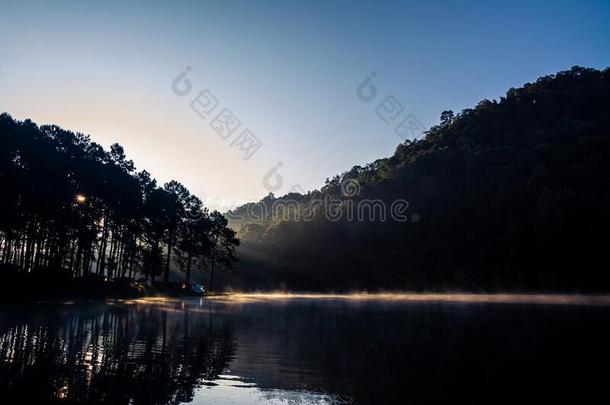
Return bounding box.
[226,66,610,292]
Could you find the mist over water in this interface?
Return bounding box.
[207,292,610,305]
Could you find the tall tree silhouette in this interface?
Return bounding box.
[207,211,240,292]
[0,114,239,292]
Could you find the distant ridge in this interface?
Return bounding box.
[225,66,610,292]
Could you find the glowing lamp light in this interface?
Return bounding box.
[75,194,87,204]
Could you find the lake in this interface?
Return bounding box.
[0,294,609,404]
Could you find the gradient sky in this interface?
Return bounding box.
[1,0,609,208]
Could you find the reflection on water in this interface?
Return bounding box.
[0,296,609,404]
[0,299,236,404]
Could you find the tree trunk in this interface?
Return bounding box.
[164,229,174,283]
[208,238,218,292]
[185,251,193,285]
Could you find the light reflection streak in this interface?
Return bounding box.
[100,293,610,309]
[203,293,610,306]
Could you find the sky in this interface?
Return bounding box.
[1,0,609,208]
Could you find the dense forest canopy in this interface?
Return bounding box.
[0,113,239,292]
[226,66,610,292]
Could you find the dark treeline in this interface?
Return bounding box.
[228,66,610,292]
[0,113,239,295]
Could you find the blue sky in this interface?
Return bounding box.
[1,0,609,207]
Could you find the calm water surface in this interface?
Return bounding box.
[0,295,609,404]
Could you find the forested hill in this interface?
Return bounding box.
[226,66,610,292]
